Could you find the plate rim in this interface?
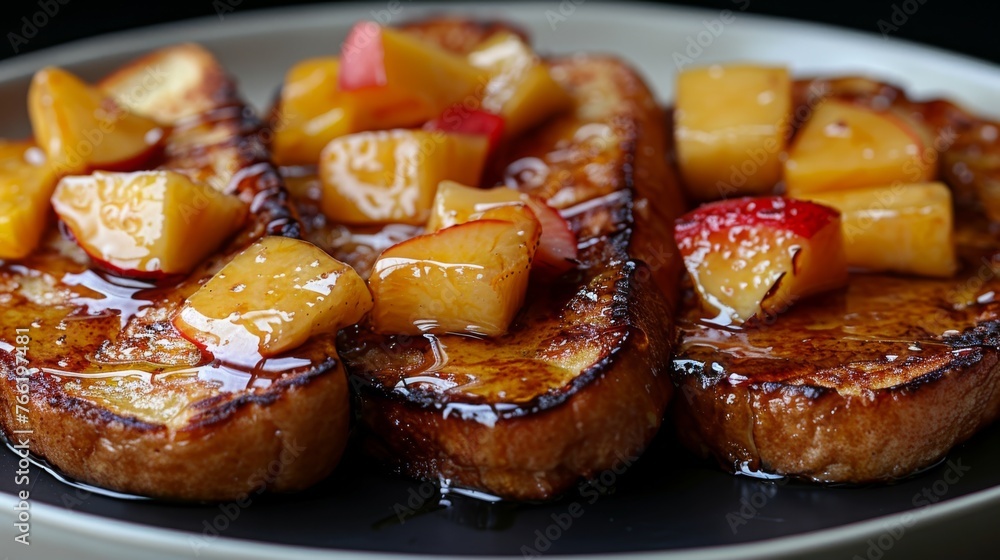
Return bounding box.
[2,1,1000,558]
[3,484,1000,559]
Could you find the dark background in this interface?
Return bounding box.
[0,0,997,65]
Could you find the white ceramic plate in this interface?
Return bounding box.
[2,3,999,559]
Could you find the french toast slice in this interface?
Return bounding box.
[287,21,686,500]
[0,45,350,501]
[672,78,1000,482]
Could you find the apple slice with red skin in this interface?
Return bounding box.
[369,204,540,337]
[339,21,387,90]
[337,22,486,130]
[28,67,165,175]
[51,170,247,279]
[674,196,848,326]
[427,180,578,275]
[526,198,580,276]
[424,109,505,154]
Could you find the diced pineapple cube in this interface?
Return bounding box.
[0,139,40,163]
[338,22,488,130]
[51,170,247,277]
[174,236,372,366]
[318,130,488,225]
[674,196,847,325]
[467,31,572,138]
[369,205,541,336]
[426,180,524,231]
[272,57,360,166]
[674,65,792,201]
[801,182,956,277]
[785,101,934,196]
[0,140,56,259]
[29,67,164,175]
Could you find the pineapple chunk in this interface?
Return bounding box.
[29,67,164,175]
[674,65,791,201]
[674,196,847,325]
[427,181,578,274]
[467,31,572,139]
[802,182,956,277]
[426,180,525,231]
[369,205,541,336]
[0,140,56,259]
[174,236,372,366]
[272,57,360,166]
[0,139,41,163]
[338,22,487,130]
[318,130,488,225]
[785,101,934,196]
[51,170,247,277]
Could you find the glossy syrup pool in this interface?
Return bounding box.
[6,251,320,380]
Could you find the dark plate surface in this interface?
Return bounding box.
[2,424,1000,556]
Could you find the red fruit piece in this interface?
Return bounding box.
[674,196,847,325]
[424,109,505,154]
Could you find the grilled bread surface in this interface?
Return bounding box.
[0,45,349,501]
[288,21,686,500]
[672,77,1000,482]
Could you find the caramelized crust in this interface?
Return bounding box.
[673,78,1000,482]
[0,45,348,501]
[674,270,1000,481]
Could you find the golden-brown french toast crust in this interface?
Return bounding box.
[671,77,1000,483]
[358,258,675,500]
[0,45,347,501]
[327,22,685,501]
[673,344,1000,483]
[0,356,347,501]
